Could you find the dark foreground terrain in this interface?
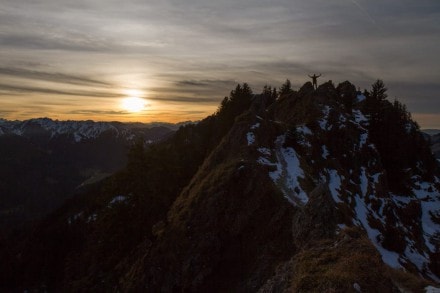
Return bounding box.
[1,80,439,292]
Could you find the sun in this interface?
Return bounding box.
[122,97,146,113]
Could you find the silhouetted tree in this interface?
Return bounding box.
[371,79,388,100]
[280,79,293,96]
[262,85,278,105]
[216,83,254,133]
[364,80,436,192]
[262,85,272,96]
[272,87,278,99]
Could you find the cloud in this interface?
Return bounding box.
[175,79,237,87]
[0,110,15,116]
[67,110,130,115]
[0,67,111,87]
[387,81,440,114]
[0,34,111,52]
[0,84,120,98]
[148,95,222,104]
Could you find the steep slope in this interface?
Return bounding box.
[3,81,440,292]
[123,81,440,291]
[123,111,296,292]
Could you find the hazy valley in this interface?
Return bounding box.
[0,119,175,230]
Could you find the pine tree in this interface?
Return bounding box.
[262,85,272,96]
[262,85,277,105]
[371,79,388,100]
[280,79,293,96]
[272,87,278,99]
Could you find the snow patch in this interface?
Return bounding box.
[354,195,402,269]
[337,224,347,231]
[352,109,368,125]
[87,213,97,223]
[251,123,260,130]
[318,106,330,130]
[297,125,312,135]
[328,169,343,203]
[12,129,23,136]
[356,94,366,102]
[404,246,429,271]
[247,132,255,146]
[370,173,381,184]
[74,133,82,143]
[353,283,361,292]
[257,157,272,166]
[426,286,440,293]
[266,135,308,205]
[405,122,414,134]
[339,114,347,124]
[109,195,127,205]
[318,119,327,130]
[359,133,368,148]
[322,145,329,159]
[414,185,440,253]
[68,212,83,225]
[257,147,271,156]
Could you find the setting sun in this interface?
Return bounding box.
[121,97,146,113]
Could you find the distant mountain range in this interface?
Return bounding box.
[420,130,440,160]
[0,118,177,229]
[0,118,192,141]
[430,133,440,160]
[423,129,440,136]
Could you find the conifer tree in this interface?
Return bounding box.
[272,87,278,99]
[262,85,277,105]
[280,79,293,96]
[371,79,388,100]
[262,85,272,96]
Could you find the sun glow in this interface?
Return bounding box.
[121,96,146,113]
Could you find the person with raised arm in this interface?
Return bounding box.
[308,73,321,89]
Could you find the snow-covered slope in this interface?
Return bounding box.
[247,92,440,281]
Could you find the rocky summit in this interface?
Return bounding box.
[2,80,439,292]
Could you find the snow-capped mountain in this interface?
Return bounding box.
[0,117,174,143]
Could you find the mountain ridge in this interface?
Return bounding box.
[0,117,192,142]
[2,80,440,292]
[125,80,440,291]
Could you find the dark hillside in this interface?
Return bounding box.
[0,121,173,231]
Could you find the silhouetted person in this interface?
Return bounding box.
[308,74,321,89]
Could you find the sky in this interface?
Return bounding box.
[0,0,439,127]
